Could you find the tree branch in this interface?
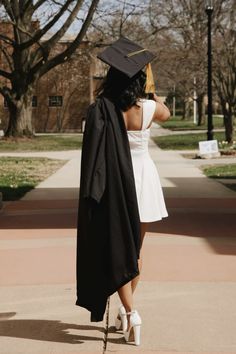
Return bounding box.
[19,0,76,50]
[19,0,31,12]
[20,0,34,16]
[34,0,100,79]
[0,86,5,97]
[0,33,15,45]
[2,1,15,21]
[33,0,46,12]
[0,84,11,99]
[0,45,14,71]
[11,0,20,19]
[0,68,12,80]
[6,22,51,66]
[38,0,84,52]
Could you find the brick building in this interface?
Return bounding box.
[31,38,92,133]
[0,22,104,133]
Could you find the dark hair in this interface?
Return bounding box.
[96,67,148,111]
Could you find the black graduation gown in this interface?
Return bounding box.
[76,96,141,322]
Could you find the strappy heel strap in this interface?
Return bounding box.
[126,310,136,315]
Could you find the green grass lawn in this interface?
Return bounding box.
[0,134,83,152]
[0,157,66,201]
[160,115,226,131]
[202,164,236,192]
[152,132,226,150]
[203,164,236,179]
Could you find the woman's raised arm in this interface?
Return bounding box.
[152,93,170,123]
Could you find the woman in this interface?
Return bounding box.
[76,37,170,346]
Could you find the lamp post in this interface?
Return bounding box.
[205,0,214,140]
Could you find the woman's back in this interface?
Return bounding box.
[126,99,156,131]
[123,99,155,131]
[123,95,170,132]
[125,99,156,153]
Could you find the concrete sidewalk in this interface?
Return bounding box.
[1,136,235,201]
[0,129,236,354]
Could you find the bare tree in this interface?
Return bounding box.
[86,0,153,45]
[0,0,99,137]
[149,0,233,127]
[213,1,236,143]
[149,0,209,124]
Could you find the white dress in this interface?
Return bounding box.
[127,99,168,222]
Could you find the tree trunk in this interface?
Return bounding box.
[219,98,234,144]
[197,94,205,126]
[182,99,190,120]
[201,98,206,125]
[223,113,233,144]
[5,94,34,137]
[182,100,186,120]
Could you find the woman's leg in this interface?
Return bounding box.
[117,280,133,331]
[117,281,133,313]
[131,222,148,293]
[117,222,148,314]
[117,222,148,330]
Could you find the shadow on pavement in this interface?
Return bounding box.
[0,186,34,201]
[0,313,103,344]
[161,177,236,198]
[107,326,147,346]
[0,194,78,229]
[149,209,236,255]
[0,212,77,229]
[0,312,17,320]
[1,186,235,256]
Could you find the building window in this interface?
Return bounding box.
[32,96,37,107]
[49,96,63,107]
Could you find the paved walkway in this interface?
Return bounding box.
[150,123,225,136]
[0,127,236,354]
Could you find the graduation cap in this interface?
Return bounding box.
[97,37,156,93]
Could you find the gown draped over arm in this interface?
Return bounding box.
[76,96,141,322]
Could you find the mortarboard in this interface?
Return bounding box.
[97,37,156,93]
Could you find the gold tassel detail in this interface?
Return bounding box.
[145,63,155,93]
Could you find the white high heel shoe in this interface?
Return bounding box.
[124,310,142,346]
[115,305,127,332]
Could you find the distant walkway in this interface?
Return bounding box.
[151,123,225,136]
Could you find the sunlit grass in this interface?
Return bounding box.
[0,134,83,152]
[202,164,236,193]
[0,157,66,200]
[152,132,225,150]
[160,115,227,131]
